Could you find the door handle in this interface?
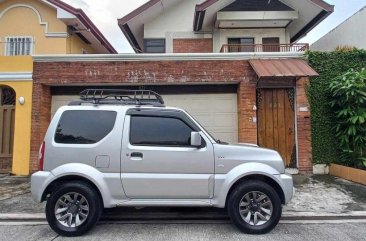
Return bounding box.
[130,152,143,159]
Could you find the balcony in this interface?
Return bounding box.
[220,43,309,53]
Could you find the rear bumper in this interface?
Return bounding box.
[31,171,55,203]
[274,174,294,204]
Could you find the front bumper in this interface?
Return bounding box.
[31,171,55,203]
[274,174,294,204]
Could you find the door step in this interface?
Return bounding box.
[285,168,299,175]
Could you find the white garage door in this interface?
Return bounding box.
[51,93,238,143]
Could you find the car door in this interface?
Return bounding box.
[120,109,215,199]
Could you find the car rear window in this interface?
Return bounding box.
[55,110,117,144]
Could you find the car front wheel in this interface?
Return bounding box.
[45,181,102,236]
[227,180,282,234]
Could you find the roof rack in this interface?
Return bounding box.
[74,89,165,106]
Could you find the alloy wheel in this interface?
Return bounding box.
[54,192,89,228]
[238,191,273,226]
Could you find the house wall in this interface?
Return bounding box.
[31,58,312,174]
[144,0,205,53]
[67,34,96,54]
[311,6,366,51]
[173,38,213,53]
[0,0,94,55]
[144,0,200,39]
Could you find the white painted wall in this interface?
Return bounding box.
[213,28,289,52]
[311,6,366,51]
[144,0,200,38]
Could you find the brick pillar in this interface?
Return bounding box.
[30,83,51,173]
[296,77,312,173]
[238,80,257,144]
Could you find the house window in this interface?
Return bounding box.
[5,36,34,56]
[144,39,165,53]
[228,38,255,52]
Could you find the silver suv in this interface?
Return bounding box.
[31,89,294,236]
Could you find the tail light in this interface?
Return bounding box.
[39,141,45,171]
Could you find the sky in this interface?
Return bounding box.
[63,0,366,53]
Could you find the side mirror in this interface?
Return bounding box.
[190,132,202,147]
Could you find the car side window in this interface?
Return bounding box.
[55,110,117,144]
[130,116,193,146]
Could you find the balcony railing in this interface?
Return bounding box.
[220,43,309,53]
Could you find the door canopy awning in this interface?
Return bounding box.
[249,59,319,79]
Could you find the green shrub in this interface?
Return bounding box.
[329,69,366,169]
[307,50,366,165]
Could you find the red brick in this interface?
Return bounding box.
[296,77,312,173]
[173,39,213,53]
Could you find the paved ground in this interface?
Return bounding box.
[0,222,365,241]
[0,176,29,201]
[284,175,366,213]
[1,174,366,240]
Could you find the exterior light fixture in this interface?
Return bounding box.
[18,96,25,105]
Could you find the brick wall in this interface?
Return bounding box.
[31,59,312,174]
[296,77,313,173]
[31,60,256,173]
[238,77,257,143]
[173,39,213,53]
[30,84,51,172]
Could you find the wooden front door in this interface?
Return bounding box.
[257,88,296,167]
[0,87,15,173]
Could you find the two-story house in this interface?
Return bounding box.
[0,0,116,175]
[30,0,333,175]
[118,0,332,54]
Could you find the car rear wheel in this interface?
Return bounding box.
[45,181,102,236]
[227,180,282,234]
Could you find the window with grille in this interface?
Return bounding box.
[5,36,34,56]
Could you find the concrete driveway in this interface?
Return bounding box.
[284,175,366,213]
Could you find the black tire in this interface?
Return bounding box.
[45,181,103,237]
[227,180,282,234]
